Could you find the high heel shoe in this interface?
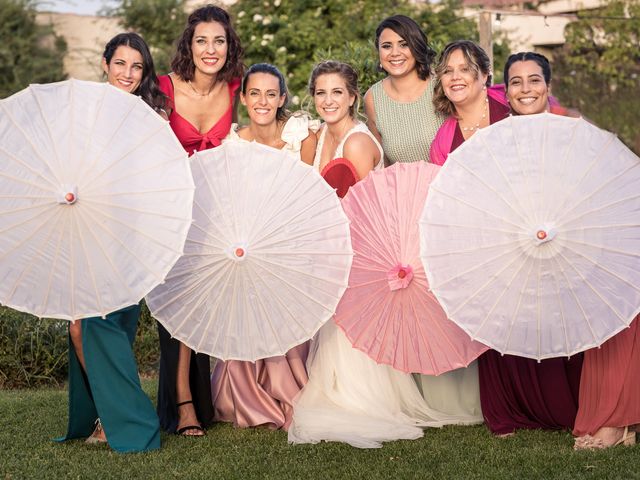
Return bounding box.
[613,426,636,447]
[574,426,636,451]
[574,435,604,450]
[85,418,107,444]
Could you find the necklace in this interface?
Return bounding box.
[460,96,488,132]
[187,80,215,97]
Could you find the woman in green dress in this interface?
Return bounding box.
[364,14,445,165]
[58,33,166,453]
[363,16,482,424]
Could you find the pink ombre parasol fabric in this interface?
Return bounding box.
[335,162,488,375]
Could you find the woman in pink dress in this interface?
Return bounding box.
[156,4,244,436]
[210,63,317,430]
[573,317,640,449]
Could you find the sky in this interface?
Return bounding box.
[37,0,118,16]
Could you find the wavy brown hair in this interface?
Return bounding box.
[433,40,492,117]
[170,4,244,83]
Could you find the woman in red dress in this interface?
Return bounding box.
[156,4,244,436]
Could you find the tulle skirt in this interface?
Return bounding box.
[288,321,470,448]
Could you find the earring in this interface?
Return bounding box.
[377,63,384,73]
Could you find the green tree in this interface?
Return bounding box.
[0,0,67,98]
[553,0,640,153]
[111,0,187,74]
[230,0,479,106]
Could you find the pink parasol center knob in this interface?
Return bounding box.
[536,230,547,240]
[235,247,245,258]
[388,264,414,291]
[65,192,76,203]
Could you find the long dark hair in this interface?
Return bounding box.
[374,15,436,81]
[242,63,290,123]
[103,32,166,113]
[309,61,360,119]
[171,4,244,83]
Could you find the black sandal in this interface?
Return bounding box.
[176,400,206,436]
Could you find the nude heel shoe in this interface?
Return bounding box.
[614,426,636,447]
[85,418,107,444]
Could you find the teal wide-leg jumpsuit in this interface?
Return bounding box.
[57,304,160,453]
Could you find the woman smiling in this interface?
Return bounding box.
[156,5,244,438]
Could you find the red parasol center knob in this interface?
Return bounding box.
[536,230,547,240]
[65,192,76,203]
[397,269,407,279]
[235,247,245,258]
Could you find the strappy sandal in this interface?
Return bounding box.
[85,418,107,444]
[574,427,636,450]
[176,400,206,436]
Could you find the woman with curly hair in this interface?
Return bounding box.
[156,4,244,437]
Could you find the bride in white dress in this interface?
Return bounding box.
[288,61,472,449]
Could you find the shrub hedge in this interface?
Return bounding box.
[0,302,160,389]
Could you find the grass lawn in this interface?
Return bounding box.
[1,379,639,480]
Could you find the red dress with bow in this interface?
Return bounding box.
[155,73,240,434]
[158,74,240,155]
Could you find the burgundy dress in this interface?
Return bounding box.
[155,74,240,433]
[447,96,584,435]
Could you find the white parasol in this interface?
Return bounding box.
[0,79,193,320]
[420,113,640,360]
[146,141,353,361]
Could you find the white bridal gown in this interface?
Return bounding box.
[288,122,476,448]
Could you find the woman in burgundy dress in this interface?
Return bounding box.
[430,41,583,436]
[156,4,244,436]
[505,52,640,450]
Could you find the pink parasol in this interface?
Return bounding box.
[334,162,488,375]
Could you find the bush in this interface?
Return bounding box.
[552,0,640,154]
[0,302,160,389]
[0,307,68,389]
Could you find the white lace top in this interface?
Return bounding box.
[313,122,385,172]
[225,115,319,160]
